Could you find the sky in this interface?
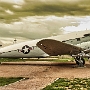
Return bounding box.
[0,0,90,46]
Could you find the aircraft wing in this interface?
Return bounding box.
[84,49,90,54]
[62,33,90,45]
[37,39,82,56]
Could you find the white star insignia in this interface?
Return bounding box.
[23,46,29,53]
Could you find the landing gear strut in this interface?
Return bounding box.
[75,56,85,67]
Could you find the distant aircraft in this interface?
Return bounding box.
[0,30,90,67]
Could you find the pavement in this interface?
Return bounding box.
[0,61,90,90]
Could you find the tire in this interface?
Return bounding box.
[75,57,85,65]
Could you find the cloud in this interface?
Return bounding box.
[5,9,14,15]
[0,16,73,43]
[63,16,90,33]
[0,15,90,45]
[13,5,22,8]
[26,0,81,3]
[0,0,90,46]
[0,0,24,5]
[0,0,90,23]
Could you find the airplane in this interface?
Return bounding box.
[0,30,90,67]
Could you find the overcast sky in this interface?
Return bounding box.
[0,0,90,46]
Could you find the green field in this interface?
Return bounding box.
[0,58,74,63]
[42,78,90,90]
[0,77,23,86]
[0,57,88,63]
[0,58,26,62]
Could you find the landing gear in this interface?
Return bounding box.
[75,56,85,67]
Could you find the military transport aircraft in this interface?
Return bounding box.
[0,30,90,67]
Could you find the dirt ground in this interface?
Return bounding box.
[0,61,90,90]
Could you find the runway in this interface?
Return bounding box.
[0,61,90,90]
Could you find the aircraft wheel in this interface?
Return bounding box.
[75,60,79,65]
[75,57,85,67]
[81,58,85,65]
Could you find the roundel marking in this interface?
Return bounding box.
[22,45,30,54]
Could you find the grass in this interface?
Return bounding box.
[42,78,90,90]
[0,58,26,62]
[0,58,74,62]
[0,57,88,63]
[0,77,23,86]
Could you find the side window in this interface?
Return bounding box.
[76,38,80,41]
[62,41,66,42]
